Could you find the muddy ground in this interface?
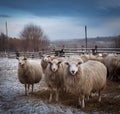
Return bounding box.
[0,58,120,114]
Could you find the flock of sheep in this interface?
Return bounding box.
[17,53,120,108]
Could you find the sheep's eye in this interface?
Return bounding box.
[48,62,52,65]
[57,61,61,65]
[19,63,24,67]
[77,62,82,66]
[65,62,69,66]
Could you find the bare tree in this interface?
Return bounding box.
[0,33,8,51]
[20,24,49,51]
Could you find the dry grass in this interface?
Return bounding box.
[33,80,120,113]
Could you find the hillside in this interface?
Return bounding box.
[51,36,116,48]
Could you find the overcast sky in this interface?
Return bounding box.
[0,0,120,41]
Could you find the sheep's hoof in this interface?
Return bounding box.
[77,104,85,108]
[55,100,59,103]
[48,99,52,103]
[98,97,101,102]
[77,104,81,108]
[29,92,33,95]
[25,93,28,96]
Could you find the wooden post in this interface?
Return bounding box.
[5,21,8,37]
[85,25,87,53]
[5,21,9,52]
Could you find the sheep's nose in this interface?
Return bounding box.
[44,59,47,62]
[19,63,22,65]
[72,70,75,74]
[19,63,24,67]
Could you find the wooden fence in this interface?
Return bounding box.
[0,48,120,58]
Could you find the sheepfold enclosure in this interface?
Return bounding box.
[0,57,120,114]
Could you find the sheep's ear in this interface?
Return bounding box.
[50,58,53,61]
[24,57,27,60]
[16,57,19,60]
[58,61,61,65]
[41,55,44,57]
[48,61,52,65]
[47,55,50,57]
[50,57,56,61]
[65,62,69,66]
[77,61,82,66]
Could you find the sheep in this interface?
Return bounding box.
[80,53,108,64]
[64,60,107,108]
[44,58,64,102]
[17,57,43,95]
[81,54,96,62]
[41,55,59,73]
[103,54,120,80]
[41,55,51,73]
[87,53,120,80]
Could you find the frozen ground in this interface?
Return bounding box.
[0,58,120,114]
[0,58,85,114]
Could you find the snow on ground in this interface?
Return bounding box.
[0,58,88,114]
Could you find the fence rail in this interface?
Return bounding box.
[0,48,120,58]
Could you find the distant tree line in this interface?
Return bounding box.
[0,24,50,52]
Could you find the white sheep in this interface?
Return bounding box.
[45,58,64,102]
[103,54,120,80]
[41,55,51,73]
[80,54,96,62]
[17,57,43,95]
[64,60,107,108]
[41,55,60,73]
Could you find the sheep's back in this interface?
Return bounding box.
[29,60,43,83]
[64,60,107,96]
[18,59,43,84]
[81,60,107,92]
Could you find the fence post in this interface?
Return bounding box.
[85,25,87,53]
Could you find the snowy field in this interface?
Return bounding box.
[0,58,86,114]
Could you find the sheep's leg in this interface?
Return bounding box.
[25,84,27,95]
[28,84,30,94]
[78,95,85,108]
[55,89,59,102]
[98,90,101,102]
[86,95,90,101]
[78,96,81,106]
[81,95,85,108]
[49,89,52,102]
[31,84,34,94]
[108,74,112,80]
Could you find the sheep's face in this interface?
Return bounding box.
[49,60,61,73]
[43,56,49,62]
[18,57,27,69]
[65,62,81,76]
[42,55,50,62]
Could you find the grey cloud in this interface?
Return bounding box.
[97,0,120,9]
[0,14,11,18]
